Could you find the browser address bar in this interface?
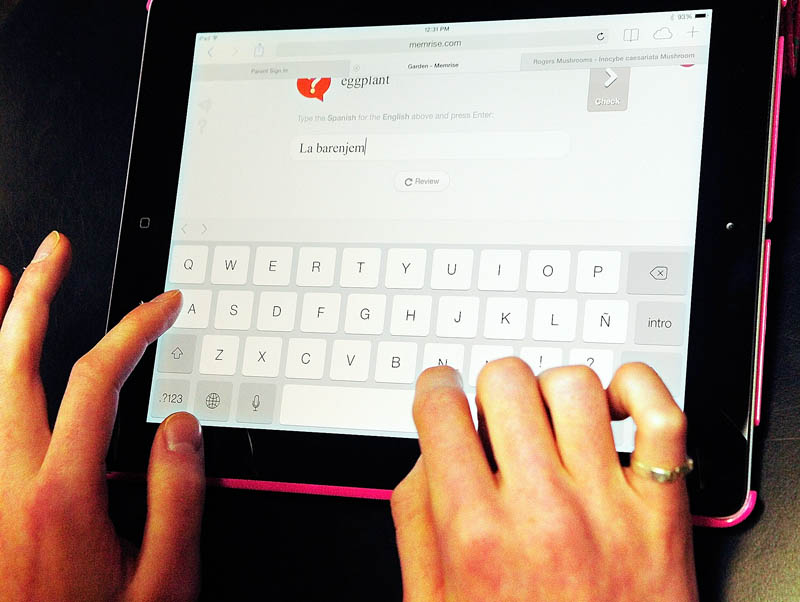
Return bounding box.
[276,30,608,57]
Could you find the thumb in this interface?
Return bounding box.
[128,412,205,601]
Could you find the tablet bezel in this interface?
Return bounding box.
[107,1,780,517]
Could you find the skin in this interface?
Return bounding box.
[0,232,205,601]
[391,361,699,602]
[1,231,697,600]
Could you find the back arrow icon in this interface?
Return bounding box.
[604,68,618,88]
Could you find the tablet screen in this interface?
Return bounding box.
[149,10,712,452]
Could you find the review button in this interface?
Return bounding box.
[395,171,450,192]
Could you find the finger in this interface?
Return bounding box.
[0,233,71,440]
[606,363,689,500]
[0,264,13,324]
[391,458,444,602]
[0,231,71,375]
[128,412,205,602]
[474,358,561,487]
[413,366,496,522]
[537,365,623,489]
[44,290,182,483]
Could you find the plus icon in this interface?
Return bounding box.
[688,26,700,37]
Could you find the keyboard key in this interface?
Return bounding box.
[527,250,570,292]
[296,247,336,286]
[575,250,621,293]
[157,334,196,374]
[210,246,250,285]
[150,379,190,418]
[241,336,282,377]
[194,380,233,421]
[257,292,297,332]
[520,346,564,375]
[169,245,208,284]
[214,290,254,330]
[483,297,527,340]
[390,295,432,337]
[300,292,341,333]
[569,348,614,387]
[431,249,474,290]
[252,246,293,286]
[634,302,685,346]
[532,298,577,342]
[422,343,465,372]
[627,252,690,295]
[478,250,521,291]
[375,341,418,383]
[340,248,381,288]
[611,418,635,452]
[280,384,415,432]
[285,338,326,379]
[583,299,629,344]
[385,248,427,289]
[236,383,275,424]
[436,296,480,338]
[344,294,386,335]
[620,351,683,400]
[469,344,514,386]
[330,339,372,382]
[173,289,212,329]
[198,335,239,375]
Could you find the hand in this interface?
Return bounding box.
[392,359,698,602]
[0,232,205,601]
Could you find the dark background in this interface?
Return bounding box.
[1,1,798,599]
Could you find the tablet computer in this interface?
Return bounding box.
[107,0,782,524]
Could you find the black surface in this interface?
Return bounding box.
[1,1,799,600]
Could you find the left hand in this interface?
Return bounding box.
[0,231,206,601]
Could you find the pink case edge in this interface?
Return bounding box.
[146,0,153,10]
[692,490,758,528]
[109,472,755,527]
[767,36,784,223]
[755,239,772,426]
[107,472,393,500]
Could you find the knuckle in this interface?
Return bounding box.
[641,404,687,439]
[448,512,505,583]
[539,364,600,392]
[478,356,531,383]
[70,354,121,396]
[615,361,658,383]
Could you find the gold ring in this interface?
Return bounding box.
[630,456,694,483]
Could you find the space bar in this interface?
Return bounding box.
[280,384,416,433]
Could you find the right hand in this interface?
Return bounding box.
[392,359,697,601]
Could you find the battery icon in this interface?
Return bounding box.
[695,13,707,18]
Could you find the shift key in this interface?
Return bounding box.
[634,302,685,346]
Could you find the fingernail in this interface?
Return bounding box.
[30,231,60,264]
[416,366,463,395]
[164,412,203,454]
[150,289,181,303]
